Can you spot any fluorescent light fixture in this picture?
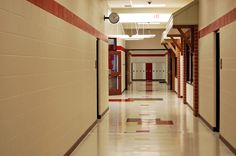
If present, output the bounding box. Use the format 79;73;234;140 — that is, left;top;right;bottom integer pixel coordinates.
108;35;130;39
133;4;166;8
109;34;155;40
132;34;156;38
125;38;144;40
138;22;160;25
119;13;171;23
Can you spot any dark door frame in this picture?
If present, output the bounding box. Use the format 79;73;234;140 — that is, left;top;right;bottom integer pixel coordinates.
96;38;100;119
215;31;220;132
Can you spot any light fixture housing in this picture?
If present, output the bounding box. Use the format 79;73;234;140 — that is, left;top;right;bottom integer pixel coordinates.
118;13;171;23
138;22;160;25
108;34;156;40
133;4;166;8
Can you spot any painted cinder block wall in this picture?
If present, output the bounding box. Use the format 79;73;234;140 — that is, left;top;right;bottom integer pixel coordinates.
199;0;236;148
0;0;110;155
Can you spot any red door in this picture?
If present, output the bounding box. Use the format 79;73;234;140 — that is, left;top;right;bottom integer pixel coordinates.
146;63;152;81
109;51;121;95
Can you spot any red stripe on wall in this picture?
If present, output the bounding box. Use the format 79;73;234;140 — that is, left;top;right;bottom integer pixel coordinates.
199;8;236;38
117;46;126;52
27;0;108;42
130;54;166;57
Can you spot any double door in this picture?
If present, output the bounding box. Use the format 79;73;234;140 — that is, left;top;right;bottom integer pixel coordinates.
109;51;121;95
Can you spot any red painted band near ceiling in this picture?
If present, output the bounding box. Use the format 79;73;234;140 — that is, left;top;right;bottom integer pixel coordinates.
27;0;108;43
130;54;166;57
116;46;126;52
199;8;236;38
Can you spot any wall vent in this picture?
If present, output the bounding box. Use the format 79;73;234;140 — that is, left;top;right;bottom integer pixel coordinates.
124;4;132;7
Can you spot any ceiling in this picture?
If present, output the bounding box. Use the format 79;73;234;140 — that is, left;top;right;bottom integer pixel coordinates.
107;0;193;30
107;0;193;9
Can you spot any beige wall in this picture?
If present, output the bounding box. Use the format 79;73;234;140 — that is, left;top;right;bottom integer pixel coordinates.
199;34;216;126
98;41;109;116
199;0;236;148
199;0;236;29
186;83;194;108
57;0;109;33
175;78;178;93
0;0;109;155
220;22;236;147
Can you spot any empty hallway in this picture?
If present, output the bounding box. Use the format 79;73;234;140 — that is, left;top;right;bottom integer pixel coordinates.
0;0;236;155
71;82;234;156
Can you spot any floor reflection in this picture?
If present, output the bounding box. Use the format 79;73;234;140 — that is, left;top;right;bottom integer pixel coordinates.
71;81;234;156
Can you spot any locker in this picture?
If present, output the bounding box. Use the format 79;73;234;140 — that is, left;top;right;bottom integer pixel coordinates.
132;63;145;80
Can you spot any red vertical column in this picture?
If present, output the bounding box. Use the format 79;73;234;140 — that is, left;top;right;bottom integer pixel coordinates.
182;38;187;104
171;52;175;92
177;47;181;98
193;25;199;117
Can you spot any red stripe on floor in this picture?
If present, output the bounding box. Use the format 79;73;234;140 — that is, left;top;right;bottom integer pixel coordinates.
156;120;174;125
136;130;150;133
109;98;134;102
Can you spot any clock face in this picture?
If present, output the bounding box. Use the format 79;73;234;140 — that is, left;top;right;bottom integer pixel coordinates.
109;12;120;24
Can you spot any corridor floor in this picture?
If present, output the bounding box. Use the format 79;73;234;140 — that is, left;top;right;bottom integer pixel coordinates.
71;81;234;156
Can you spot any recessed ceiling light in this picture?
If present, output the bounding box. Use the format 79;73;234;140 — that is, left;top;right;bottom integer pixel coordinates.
108;34;156;40
133;4;166;8
132;34;156;38
138;22;160;25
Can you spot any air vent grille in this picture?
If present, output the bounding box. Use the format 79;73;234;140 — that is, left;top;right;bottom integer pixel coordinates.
124;4;132;7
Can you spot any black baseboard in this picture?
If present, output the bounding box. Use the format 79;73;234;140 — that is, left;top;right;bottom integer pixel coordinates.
97;107;109;119
199;114;217;132
186;102;194;112
64;120;97;156
219;134;236;155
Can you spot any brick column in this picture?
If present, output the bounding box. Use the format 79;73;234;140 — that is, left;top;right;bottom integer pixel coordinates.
177;46;181;98
171;51;175;92
182;38;187;104
193;25;199;117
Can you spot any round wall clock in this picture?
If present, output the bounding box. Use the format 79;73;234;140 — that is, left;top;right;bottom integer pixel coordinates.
104;12;120;24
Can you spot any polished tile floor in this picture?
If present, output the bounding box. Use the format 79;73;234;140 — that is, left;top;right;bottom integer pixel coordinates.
71;81;234;156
